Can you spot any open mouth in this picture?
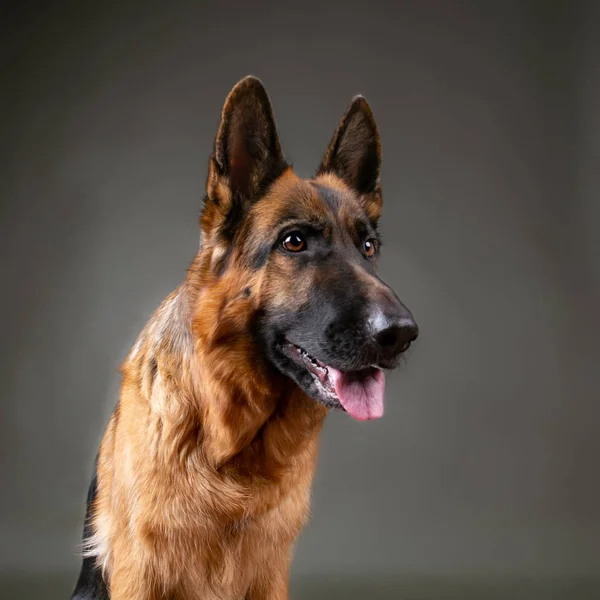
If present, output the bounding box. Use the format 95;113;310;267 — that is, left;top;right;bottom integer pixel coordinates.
278;341;385;421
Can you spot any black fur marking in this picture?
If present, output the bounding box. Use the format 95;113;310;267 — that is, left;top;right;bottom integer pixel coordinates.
220;191;247;242
71;454;109;600
354;219;380;254
249;241;272;270
310;182;341;213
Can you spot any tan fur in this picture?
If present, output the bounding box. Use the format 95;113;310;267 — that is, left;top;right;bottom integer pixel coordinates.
88;174;333;600
84;77;385;600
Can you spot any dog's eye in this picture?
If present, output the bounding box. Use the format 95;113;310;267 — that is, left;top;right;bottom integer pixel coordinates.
282;232;307;253
363;239;377;257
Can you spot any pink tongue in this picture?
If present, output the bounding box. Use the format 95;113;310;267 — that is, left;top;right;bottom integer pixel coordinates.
329;367;385;421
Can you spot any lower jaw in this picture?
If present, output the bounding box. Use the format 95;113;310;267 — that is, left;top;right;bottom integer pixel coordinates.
276;341;381;413
308;377;345;411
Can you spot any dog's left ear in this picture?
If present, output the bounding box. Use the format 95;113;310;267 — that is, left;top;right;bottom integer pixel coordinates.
317;96;382;220
203;76;288;242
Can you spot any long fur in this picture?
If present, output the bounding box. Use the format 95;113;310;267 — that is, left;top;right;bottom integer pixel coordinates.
71;76;393;600
76;266;327;599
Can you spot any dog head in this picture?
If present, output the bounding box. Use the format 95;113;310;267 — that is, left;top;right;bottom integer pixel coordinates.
197;76;418;420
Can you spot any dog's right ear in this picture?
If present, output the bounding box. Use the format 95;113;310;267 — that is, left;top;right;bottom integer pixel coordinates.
202;76;287;246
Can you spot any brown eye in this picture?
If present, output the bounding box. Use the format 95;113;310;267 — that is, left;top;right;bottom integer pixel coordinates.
364;239;377;257
282;232;307;253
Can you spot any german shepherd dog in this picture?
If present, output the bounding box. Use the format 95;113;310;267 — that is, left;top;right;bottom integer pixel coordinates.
72;76;418;600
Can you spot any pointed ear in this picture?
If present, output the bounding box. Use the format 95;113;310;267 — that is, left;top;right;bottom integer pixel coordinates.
203;76;287;244
317;96;382;214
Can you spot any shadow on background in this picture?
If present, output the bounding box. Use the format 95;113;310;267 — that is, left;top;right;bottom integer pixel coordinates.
1;572;600;600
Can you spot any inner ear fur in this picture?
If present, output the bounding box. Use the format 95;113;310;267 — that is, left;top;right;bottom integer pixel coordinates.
202;76;288;242
317;95;383;220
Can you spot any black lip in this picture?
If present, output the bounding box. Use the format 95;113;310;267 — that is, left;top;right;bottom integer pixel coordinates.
276;341;345;410
281;343;332;387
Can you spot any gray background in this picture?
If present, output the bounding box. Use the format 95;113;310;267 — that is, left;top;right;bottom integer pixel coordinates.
2;1;599;598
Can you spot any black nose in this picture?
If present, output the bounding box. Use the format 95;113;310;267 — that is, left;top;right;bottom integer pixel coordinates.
371;314;419;357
